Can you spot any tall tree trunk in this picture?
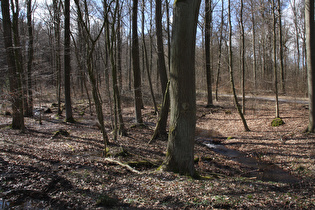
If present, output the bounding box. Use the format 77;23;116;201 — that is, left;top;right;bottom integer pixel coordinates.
251;0;257;89
11;0;27;118
132;0;143;124
205;0;213;107
305;0;315;132
155;0;170;138
215;0;224;102
240;0;246;115
1;0;25;130
64;0;74;122
228;0;250;132
75;0;109;150
273;0;280;118
53;0;62;116
162;0;201;177
105;0;126;139
278;0;285;93
166;0;171;73
26;0;34;117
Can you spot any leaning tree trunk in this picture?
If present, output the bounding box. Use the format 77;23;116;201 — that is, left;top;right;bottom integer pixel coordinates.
154;0;170;138
162;0;201;177
228;0;250;132
1;0;25;131
305;0;315;132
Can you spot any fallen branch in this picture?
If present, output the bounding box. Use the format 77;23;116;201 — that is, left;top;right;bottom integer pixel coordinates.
104;158;142;174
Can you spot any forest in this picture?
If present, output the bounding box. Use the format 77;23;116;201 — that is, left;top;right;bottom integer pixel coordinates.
0;0;314;209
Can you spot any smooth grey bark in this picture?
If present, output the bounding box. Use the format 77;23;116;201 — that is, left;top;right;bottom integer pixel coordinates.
162;0;201;177
305;0;315;132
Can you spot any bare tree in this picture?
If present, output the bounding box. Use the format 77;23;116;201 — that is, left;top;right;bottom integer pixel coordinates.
1;0;25;130
215;0;224;102
240;0;246;114
205;0;213;107
272;0;280;119
228;0;250;132
162;0;201;177
26;0;34;117
75;0;110;149
64;0;74;123
132;0;143;124
305;0;315;132
278;0;285;93
153;0;170;139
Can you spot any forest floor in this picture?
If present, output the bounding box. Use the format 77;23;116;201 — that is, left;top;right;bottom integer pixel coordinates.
0;95;314;209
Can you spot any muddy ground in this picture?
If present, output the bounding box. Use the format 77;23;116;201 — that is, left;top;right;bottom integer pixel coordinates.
0;95;314;209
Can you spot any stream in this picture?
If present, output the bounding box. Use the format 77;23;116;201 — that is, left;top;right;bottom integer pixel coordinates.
198;139;300;184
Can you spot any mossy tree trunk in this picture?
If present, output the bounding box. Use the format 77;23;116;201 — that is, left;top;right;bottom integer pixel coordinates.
162;0;201;177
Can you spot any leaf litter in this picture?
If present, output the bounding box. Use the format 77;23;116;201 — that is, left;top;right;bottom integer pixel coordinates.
0;96;314;209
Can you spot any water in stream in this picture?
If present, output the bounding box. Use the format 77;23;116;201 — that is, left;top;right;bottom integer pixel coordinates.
198;139;300;184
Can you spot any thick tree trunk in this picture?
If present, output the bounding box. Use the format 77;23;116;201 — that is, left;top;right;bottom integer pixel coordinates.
1;0;25;131
162;0;201;177
305;0;315;132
